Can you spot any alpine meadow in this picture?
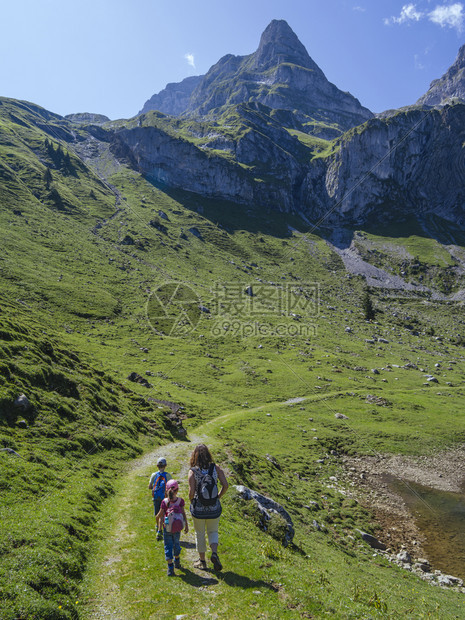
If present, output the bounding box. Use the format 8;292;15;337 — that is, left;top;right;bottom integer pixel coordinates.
3;18;465;620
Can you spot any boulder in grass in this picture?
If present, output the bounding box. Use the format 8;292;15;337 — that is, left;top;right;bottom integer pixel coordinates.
415;559;431;573
235;484;294;546
14;394;32;412
356;529;386;551
127;372;152;388
304;501;320;511
121;235;135;245
437;574;463;587
188;227;203;239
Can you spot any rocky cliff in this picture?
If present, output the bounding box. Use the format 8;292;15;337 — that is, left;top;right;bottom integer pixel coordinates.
106;98;465;228
110;104;305;211
417;45;465;107
322;104;465;226
140;75;203;116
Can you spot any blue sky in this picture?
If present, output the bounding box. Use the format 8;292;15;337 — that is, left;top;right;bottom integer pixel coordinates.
2;1;464;119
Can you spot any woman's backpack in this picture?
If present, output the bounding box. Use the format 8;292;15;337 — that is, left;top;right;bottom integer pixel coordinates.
190;464;222;519
163;498;184;533
196;463;218;506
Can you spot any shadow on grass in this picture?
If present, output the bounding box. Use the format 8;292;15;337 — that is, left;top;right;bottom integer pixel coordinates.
178;568;219;588
145;179;304;238
178;566;275;590
215;570;275;590
180;540;196;550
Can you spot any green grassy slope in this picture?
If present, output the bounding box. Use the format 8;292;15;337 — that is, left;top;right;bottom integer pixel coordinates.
0;299;178;619
1;97;465;617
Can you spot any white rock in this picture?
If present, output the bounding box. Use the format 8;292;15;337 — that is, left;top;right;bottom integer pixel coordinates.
397;550;412;563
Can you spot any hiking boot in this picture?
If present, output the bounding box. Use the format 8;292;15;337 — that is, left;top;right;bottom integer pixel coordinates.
193;558;207;570
174;557;181;569
156;531;163;541
167;563;175;576
210;552;223;571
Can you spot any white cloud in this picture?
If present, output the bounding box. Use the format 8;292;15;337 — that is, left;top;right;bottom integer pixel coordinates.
353;6;366;12
184;53;195;69
414;53;426;69
385;2;464;30
428;3;464;30
386;3;424;25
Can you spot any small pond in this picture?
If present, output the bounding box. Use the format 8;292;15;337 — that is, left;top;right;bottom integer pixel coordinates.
390;477;465;580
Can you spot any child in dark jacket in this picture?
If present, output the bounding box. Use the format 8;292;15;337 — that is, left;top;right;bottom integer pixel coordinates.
149;456;171;540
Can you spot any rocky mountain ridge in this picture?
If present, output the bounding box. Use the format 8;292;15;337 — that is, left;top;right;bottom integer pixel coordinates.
108;100;465;231
140;75;203;117
6;20;465;235
417;44;465;107
141;20;373;137
131;21;465;231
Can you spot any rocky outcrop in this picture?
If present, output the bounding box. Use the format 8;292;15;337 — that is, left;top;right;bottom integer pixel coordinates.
235;484;295;546
14;394;32;412
112;124;254;202
139;75;203;116
111;120;301;211
65;112;111;124
417;45;465;107
127;371;152;388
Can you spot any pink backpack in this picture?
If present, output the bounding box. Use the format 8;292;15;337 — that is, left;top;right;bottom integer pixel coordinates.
163;498;184;533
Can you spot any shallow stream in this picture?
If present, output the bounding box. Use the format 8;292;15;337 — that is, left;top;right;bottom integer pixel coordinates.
390;478;465;580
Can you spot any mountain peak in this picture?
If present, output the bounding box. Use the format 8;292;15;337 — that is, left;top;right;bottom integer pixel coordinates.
260;19;301;44
417;43;465;107
252;20;322;74
140;19;372;134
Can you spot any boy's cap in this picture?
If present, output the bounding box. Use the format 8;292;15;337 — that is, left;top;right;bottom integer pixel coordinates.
166;479;179;491
157;457;167;466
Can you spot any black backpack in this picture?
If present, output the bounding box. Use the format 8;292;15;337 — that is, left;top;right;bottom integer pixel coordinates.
195;463;218;506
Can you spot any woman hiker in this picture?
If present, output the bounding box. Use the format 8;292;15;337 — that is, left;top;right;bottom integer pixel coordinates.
188;444;228;571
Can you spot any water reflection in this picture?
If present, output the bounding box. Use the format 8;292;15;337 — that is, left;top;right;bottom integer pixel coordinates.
390;477;465;580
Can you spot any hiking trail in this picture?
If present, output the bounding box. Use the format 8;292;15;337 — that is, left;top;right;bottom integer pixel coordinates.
84;433;207;618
